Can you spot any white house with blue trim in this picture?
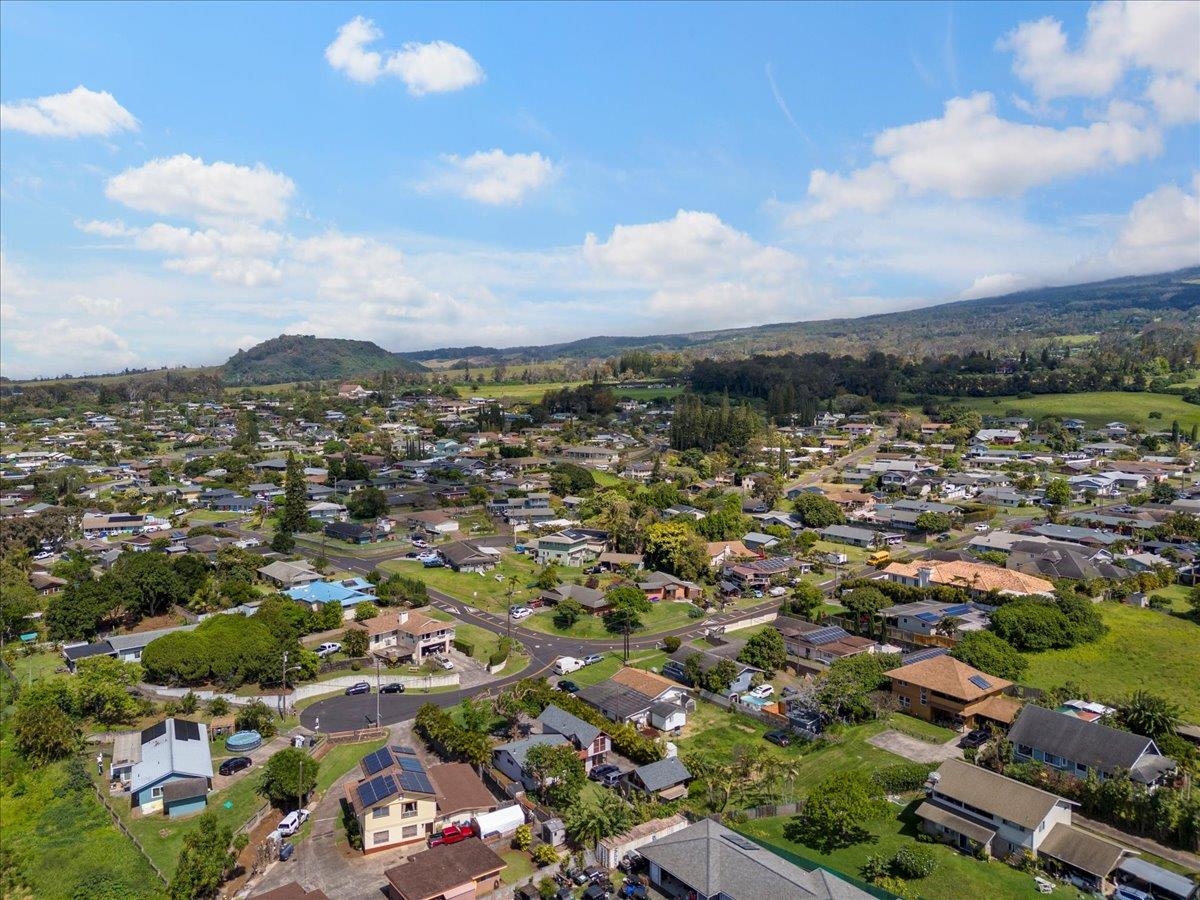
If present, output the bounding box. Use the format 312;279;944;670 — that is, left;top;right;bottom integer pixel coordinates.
129;718;213;817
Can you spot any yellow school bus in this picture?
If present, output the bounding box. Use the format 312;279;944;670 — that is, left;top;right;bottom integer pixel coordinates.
867;550;891;566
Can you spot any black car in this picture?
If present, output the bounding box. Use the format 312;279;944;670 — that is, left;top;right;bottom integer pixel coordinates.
218;756;252;776
557;680;580;694
380;682;406;694
589;764;622;786
763;730;792;747
344;681;371;696
960;727;991;749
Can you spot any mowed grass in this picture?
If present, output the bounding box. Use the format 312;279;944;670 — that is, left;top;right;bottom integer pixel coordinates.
567;649;669;687
522;599;699;639
313;737;387;794
1;756;165;899
1022;603;1200;719
929;390;1200;429
736;803;1079;900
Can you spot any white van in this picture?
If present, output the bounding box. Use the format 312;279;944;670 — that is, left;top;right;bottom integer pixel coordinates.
554;657;584;675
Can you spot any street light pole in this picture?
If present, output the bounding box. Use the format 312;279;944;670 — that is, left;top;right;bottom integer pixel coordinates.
375;655;381;728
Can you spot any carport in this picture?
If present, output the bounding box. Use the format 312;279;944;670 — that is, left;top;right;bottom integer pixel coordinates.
1116;857;1199;900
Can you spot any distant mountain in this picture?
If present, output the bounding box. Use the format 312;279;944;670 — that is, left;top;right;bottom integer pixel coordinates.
397;267;1200;365
222;335;427;385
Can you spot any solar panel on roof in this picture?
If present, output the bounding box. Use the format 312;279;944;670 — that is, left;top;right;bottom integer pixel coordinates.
392;745;417;755
174;720;200;741
141;721;167;744
361;748;393;776
901;647;948;666
968;675;992;690
397;756;425;773
397;770;434;795
723;834;760;850
358;773;398;808
944;604;972;616
915;612;941;623
805;625;849;645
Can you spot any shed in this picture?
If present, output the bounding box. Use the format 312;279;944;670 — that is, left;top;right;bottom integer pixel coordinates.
471;805;525;840
162;776;210;818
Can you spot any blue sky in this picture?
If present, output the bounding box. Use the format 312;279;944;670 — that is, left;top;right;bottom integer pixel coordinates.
2;1;1197;377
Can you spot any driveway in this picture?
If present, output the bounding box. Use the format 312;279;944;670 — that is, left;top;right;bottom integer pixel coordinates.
867;730;964;764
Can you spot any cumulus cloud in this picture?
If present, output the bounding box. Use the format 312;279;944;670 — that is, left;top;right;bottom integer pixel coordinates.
325;16;484;95
0;86;137;138
1145;75;1200;125
422;150;557;205
792;93;1160;220
9;320;136;371
76;219;138;238
1000;2;1199;105
106;154;295;225
70;294;124;316
1083;175;1200;276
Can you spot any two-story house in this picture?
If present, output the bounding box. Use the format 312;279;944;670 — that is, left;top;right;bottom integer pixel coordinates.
534;530;598;567
1007;705;1176;787
347;747;497;855
352;610;455;663
535;705;609;773
884;655;1022;730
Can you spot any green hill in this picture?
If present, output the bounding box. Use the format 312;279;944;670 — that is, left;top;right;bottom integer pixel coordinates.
222;334;426;386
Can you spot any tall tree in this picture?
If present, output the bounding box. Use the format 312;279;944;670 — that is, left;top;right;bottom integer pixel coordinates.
168;812;246;900
281;451;308;534
256;748;320;808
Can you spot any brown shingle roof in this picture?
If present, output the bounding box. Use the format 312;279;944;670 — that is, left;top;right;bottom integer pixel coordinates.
610;666;678;699
428;763;497;819
931;759;1065;830
384;838;506;900
885;656;1013;702
1038;823;1129;878
251;883;330;900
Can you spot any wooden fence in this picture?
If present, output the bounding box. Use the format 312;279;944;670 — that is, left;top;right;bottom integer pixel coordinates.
321;726;387;747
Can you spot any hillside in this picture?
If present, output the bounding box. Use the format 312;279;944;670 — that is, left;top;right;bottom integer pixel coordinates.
222;335;426;386
399;267;1200;365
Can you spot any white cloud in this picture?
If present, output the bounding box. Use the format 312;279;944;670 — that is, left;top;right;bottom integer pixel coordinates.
1081;175;1200;276
1000;2;1200;103
106;154;295;225
793;93;1160;220
959;273;1033;299
76;219;138;238
0;85;137;138
325;16;484;95
70;294;123;316
9;320;136;371
1145;75;1200;125
422;150;557;205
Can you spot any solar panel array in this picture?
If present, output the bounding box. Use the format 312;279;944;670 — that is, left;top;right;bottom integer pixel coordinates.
141;721;167;743
397;755;424;773
397;769;435;795
748;556;795;574
361;748;393;776
944;604;972;616
804;625;850;646
901;647;948;666
968;674;992;690
392;745;417;756
357;773;398;808
174;720;201;742
915;612;941;623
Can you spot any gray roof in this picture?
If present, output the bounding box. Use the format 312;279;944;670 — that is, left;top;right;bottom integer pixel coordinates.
536;705;601;749
577;682;655;720
1117;857;1199;899
1009;705;1161;776
106;623;198;653
930;759;1064;831
637;818;874;899
493;733;566;769
542;583;607;609
632;756;692;792
1037;823;1129;879
129;718;213;793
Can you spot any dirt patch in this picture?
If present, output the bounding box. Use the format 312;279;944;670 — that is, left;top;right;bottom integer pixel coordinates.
867;730;963;764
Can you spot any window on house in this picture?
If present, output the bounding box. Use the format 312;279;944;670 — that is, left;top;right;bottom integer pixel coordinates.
150;786;164;799
402;825;418;838
373;806;389;819
372;831;389;845
1017;744;1033;756
899;695;910;709
919;688;928;706
401;802;417;818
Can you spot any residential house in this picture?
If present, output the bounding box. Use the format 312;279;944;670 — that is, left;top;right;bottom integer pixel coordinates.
741;532;780;553
306;501;347;521
257;559;322;589
128;719;213;816
491;734;568;791
351;610;455;662
405;510;462;537
534;530;598;567
251;882;330;900
63;623;200;670
638;818;876;900
773;615;876;667
438;541;499;573
706;540;754;569
384;839;506;900
884;655;1021;729
324;521;372;544
625;757;692;800
560;446;620;469
1008;705;1176;787
881;559;1055;598
535;705;610;773
539;583;610;615
663;642;761;697
819;524;886;548
578;666;693;731
878;601;991;640
721;556;804;595
81;513;146;538
286;580;376;617
637;570;703;602
918;759;1132;893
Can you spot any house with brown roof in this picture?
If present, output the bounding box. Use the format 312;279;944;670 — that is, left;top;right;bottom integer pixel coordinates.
384;838;506;900
773;615;876;667
705;540;755;568
884;655;1021;729
351;610;455;662
881;559;1055;598
251;883;330;900
918;759;1134;893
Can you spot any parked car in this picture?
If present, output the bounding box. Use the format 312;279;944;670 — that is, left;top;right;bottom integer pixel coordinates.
218;756;253;776
510;606;533;620
749;684;774;699
974;523;990;532
763;730;792;747
554;656;584;675
344;681;371;696
380;682;406;694
589;764;622;786
436;656;455;670
277;809;310;837
429;824;471;847
277;841;295;861
1113;887;1152;900
557;680;580;694
582;653;604;666
960;728;991;749
316;642;342;658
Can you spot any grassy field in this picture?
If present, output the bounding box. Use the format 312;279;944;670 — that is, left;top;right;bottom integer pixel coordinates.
926;391;1200;429
499;849;536;885
313;737;387;794
381;552;546;613
1148;583;1196;614
1022;603;1200;719
521;600;700;639
567;649;669;687
1;756;166;899
736;802;1079;900
448;380;586;403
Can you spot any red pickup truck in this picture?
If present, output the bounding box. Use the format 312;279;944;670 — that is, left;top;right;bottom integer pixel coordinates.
429;824;471;847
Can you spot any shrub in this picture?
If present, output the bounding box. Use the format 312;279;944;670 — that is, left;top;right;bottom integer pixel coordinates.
178;691;199;714
891;844;938;879
686;605;705;619
513;824;532;851
871;763;936;794
207;696;230;717
234;699;277;740
452;639;474;657
531;844;559;866
662;636;681;653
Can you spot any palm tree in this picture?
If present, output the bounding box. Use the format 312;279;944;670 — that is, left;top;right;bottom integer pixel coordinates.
935;615;963;637
1119;690;1180;739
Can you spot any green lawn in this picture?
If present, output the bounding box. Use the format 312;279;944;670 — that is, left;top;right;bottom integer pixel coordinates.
568;649;669;687
2;757;165;899
313;737;387;794
522;600;699;639
381;552;546;613
1147;583;1196;614
736;802;1080;900
450;380;587;403
1022;603;1200;719
927;390;1200;429
3;649;67;690
499;849;537;885
454;621;508;661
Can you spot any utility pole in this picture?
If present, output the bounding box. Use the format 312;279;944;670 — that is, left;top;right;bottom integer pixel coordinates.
375;655;381;728
298;756;304;811
280;651;288;720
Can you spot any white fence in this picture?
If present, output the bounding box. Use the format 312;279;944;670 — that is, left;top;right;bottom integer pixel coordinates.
142;672;459;706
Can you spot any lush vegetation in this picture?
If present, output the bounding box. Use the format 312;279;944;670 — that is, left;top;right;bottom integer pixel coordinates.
222;334;426;386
